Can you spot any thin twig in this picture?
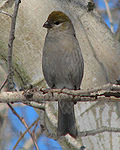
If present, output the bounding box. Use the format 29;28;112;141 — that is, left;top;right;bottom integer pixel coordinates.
104;0;114;32
78;126;120;137
7;0;21;91
33;119;39;136
23;129;44;149
0;78;8;91
0;10;12;18
8;103;40;150
23;101;45;110
13;118;40;150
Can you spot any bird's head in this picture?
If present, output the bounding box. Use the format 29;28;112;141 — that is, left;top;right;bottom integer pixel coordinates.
43;11;72;31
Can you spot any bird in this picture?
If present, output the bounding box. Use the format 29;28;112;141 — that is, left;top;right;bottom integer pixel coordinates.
42;11;84;138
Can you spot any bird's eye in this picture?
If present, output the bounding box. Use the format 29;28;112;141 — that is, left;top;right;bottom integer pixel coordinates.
54;21;60;25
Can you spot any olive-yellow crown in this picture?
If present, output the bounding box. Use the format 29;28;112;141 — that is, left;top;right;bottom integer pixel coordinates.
43;11;71;28
48;11;71;23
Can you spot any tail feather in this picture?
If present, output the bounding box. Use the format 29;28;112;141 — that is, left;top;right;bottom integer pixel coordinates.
57;100;77;138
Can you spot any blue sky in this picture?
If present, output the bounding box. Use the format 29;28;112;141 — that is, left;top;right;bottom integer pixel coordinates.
95;0;119;32
8;106;62;150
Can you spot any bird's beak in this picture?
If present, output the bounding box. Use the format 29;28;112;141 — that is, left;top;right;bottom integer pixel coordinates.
43;21;52;28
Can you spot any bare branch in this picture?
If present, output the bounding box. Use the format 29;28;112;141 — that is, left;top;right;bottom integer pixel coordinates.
8;103;40;150
42;125;120;139
0;83;120;104
7;0;21;91
78;126;120;137
104;0;114;32
23;101;45;110
23;129;42;149
1;83;120;137
0;78;8;91
13;118;40;150
0;10;12;18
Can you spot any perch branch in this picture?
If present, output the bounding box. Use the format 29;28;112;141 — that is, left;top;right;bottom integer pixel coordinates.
0;83;120;104
1;83;120;137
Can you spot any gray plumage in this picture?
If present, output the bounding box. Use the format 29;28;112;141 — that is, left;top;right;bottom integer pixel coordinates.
42;11;84;138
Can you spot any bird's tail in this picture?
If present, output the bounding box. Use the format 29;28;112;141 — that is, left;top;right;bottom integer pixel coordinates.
57;100;77;138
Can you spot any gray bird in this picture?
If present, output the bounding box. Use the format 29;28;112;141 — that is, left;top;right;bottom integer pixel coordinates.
42;11;84;138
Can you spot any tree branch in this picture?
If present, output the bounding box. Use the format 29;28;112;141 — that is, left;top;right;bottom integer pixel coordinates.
104;0;114;32
0;10;12;18
7;0;21;90
0;78;8;91
23;101;45;110
0;83;120;104
78;126;120;137
8;103;40;150
1;83;120;137
13;118;40;150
